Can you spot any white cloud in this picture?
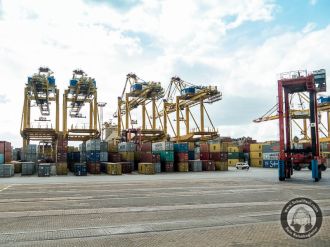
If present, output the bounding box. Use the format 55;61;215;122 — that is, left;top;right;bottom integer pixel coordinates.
0;0;329;147
302;22;317;33
309;0;317;5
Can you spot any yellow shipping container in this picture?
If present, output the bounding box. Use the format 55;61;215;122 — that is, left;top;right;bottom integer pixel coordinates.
250;151;262;159
250;143;263;152
215;161;228;171
121;151;134;161
56;162;68;175
228;146;239;152
228;159;239;166
250;158;263;167
138;163;155;174
177;162;189;172
108;144;118;152
209;143;220;152
106;163;122;175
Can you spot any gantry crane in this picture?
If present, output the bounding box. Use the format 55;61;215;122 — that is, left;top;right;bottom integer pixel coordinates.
114;73;165;142
157;76;222;142
63;69;99;141
276;69;326;182
20;67;59;158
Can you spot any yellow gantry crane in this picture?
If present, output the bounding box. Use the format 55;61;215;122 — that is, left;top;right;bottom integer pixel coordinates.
63;69;99;141
157;76;222;142
20;67;59;157
253;92;330;142
114;73;165;141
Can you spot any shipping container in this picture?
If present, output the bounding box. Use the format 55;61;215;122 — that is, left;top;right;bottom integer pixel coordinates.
120;151;134;162
21;162;36;175
153;151;174;162
215;161;228;171
194;152;200;160
104;162;122;175
120;162;134;173
38;164;50;177
188;142;195;151
209;152;221;161
162;162;174;172
250;158;263;167
86;151;100;162
177;162;189;172
100;152;108;162
56;162;68;175
175;152;188;162
200;152;210;160
86;139;101;151
228;152;239;159
250;152;262;159
228;146;239;153
263;160;279;168
262;143;280;153
174;143;189;152
140;153;160;163
141;142;152;152
152;141;174;151
209;143;221;152
202;160;215;171
0;164;14;177
220;152;228;161
188;160;202;172
228;159;239;166
87;163;101;174
262;152;279;160
108;152;121;162
100;141;108;152
74;163;87;176
118;142;136;152
154;163;161;173
200;143;209;153
250;143;263;152
50;163;57;176
138;163;155;174
188;151;195;160
0;154;4;164
108;143;118;152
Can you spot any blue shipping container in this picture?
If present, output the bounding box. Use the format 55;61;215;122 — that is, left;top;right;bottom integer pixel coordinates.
174;143;189;152
263;160;279;168
130;83;143;92
48;77;56;86
86;151;100;161
70;79;78;87
74;163;87;176
188;151;195;160
181;87;196;95
0;154;4;164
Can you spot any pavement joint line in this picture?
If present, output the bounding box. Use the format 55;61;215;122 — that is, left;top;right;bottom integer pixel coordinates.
0;186;11;192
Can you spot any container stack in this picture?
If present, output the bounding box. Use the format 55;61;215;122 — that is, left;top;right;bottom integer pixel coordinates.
12;148;22;161
11;161;22;173
0;164;14;177
174;143;189;172
118;142;135;172
57;133;68;174
67;151;80;171
152;141;174;172
38;163;50;177
262;143;280;168
199;143;210;161
0;141;12;164
79;142;87;163
86;139;101;174
102;162;122;175
140;142;161;173
138;163;156;175
21;162;36;175
227;146;239;166
100;141;108;162
25;144;38;162
188;142;195;160
188;160;202;172
194;147;200;160
209;143;228;171
250;143;263;167
73;163;87;176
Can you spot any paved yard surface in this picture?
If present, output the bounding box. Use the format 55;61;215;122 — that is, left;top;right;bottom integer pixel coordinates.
1;168;330;246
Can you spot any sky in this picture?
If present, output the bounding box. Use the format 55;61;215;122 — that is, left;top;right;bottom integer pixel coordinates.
0;0;330;147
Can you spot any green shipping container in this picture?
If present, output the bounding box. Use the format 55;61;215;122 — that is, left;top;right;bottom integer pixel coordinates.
153;151;174;162
228;152;239;159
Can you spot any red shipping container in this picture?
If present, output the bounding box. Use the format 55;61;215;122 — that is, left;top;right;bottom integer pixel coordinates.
220;152;228;161
0;141;11;153
109;152;121;162
202;160;215;171
200;152;210;160
209;152;221;161
175;152;188;162
140;153;160;163
87;163;101;174
141;142;152;152
120;162;134;173
200;143;209;153
163;162;174;172
5;151;12;163
242;144;250;153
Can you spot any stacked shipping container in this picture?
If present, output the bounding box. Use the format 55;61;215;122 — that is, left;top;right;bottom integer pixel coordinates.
249;143;263;167
262;143;280;168
152;141;174;172
86;139;101;174
0;141;12;164
174;143;189;172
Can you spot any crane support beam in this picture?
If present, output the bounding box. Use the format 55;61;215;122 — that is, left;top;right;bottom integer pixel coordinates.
185;106;189;134
176;96;180;142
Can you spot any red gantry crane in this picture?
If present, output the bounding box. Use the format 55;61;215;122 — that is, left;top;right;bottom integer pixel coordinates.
277;69;326;182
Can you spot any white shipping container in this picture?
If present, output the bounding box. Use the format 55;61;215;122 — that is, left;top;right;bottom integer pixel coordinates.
262;152;279;160
152;141;174;151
